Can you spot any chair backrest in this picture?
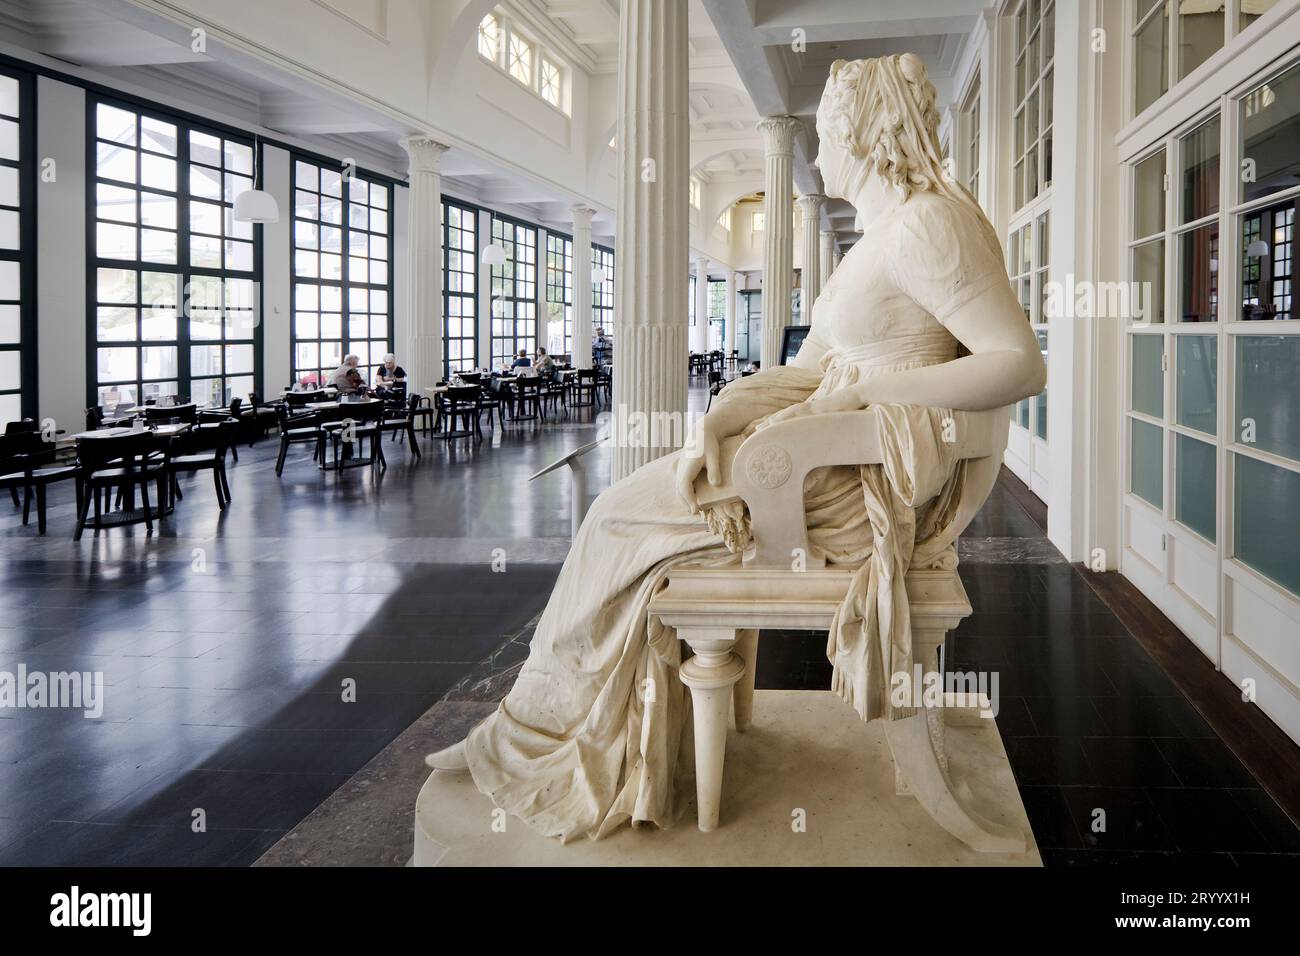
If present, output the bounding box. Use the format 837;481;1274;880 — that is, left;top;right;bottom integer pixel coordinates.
228;396;243;419
85;407;104;430
338;400;384;425
76;432;164;475
4;418;36;437
577;369;598;384
707;370;723;387
286;390;326;408
459;372;484;385
145;403;197;424
445;385;481;408
207;418;239;457
516;377;542;396
278;405;321;432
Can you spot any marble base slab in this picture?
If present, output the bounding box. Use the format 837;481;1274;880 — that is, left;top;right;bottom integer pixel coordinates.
414;690;1041;866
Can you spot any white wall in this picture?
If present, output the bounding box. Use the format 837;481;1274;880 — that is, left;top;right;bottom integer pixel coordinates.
261;145;292;396
35;77;86;435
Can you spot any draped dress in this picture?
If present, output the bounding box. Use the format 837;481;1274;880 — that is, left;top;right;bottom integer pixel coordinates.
461;192;1011;842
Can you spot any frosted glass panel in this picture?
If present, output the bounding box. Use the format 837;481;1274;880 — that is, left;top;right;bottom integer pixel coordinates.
1236;335;1300;462
1175;335;1216;434
1234;454;1300;595
0;391;19;427
1175;434;1216;542
1131;418;1164;507
1131;334;1164;416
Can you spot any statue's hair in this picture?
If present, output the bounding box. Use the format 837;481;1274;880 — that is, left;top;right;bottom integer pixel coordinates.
817;54;943;201
817;53;1002;260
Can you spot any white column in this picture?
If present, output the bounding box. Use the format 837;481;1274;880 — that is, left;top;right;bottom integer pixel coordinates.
400;135;450;390
724;270;737;359
797;193;826;320
571;204;595;368
820;230;836;285
757;116;800;368
612;0;690;480
692;256;710;354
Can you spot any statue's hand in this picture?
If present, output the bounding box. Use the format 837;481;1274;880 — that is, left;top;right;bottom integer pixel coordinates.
676;417;721;514
759;389;864;429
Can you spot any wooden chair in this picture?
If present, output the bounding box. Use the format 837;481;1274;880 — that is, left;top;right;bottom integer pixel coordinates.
511;377;544;423
379;394;423;459
326;401;386;471
169;418;238;509
274;406;325;476
646;405;1024;853
199;397;241;461
73;432;172;540
570;368;598;408
0;426;78;534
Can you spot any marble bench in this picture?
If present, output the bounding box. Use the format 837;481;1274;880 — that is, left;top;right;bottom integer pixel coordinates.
648;407;1025;853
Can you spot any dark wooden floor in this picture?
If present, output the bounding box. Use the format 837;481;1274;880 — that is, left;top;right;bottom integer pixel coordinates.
0;394;1296;866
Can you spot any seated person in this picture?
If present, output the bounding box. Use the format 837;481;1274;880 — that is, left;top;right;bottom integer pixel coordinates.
341;367;368;395
534;348;555;376
374;353;407;393
327;354;361;391
511;349;532;370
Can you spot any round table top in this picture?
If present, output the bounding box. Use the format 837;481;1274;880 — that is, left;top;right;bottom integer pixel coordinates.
73;423;191;440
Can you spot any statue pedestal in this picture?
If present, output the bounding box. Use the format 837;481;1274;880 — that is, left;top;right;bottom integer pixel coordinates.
412;689;1040;867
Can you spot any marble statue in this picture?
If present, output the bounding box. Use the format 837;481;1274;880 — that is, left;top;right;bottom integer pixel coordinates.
426;54;1046;843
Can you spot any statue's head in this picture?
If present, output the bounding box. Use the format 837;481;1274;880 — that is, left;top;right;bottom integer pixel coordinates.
815;54;944;204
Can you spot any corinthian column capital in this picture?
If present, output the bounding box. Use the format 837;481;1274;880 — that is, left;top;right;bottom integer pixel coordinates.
756;116;802;156
400;135;451;175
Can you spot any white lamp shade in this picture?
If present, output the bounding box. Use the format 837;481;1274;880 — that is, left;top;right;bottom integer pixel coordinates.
482;244;507;266
591;266;607;286
232;189;280;224
1246;239;1270;259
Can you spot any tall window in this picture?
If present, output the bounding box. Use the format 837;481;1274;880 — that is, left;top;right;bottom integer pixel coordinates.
91;99;259;409
1011;0;1054;211
592;245;615;336
291;157;392;386
1008;215;1048;441
488;215;537;369
687;273;696;329
444;198;477;376
708;278;727;351
0;66;31;428
545;232;572;358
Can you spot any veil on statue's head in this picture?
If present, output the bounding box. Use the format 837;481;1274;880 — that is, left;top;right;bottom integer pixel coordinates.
816;53;1003;264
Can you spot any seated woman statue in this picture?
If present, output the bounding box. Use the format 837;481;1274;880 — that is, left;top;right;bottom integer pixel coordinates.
426;53;1046;842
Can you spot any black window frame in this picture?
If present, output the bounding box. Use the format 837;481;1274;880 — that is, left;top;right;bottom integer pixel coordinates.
488;212;538;369
443;196;478;377
0;63;35;426
290;154;394;387
592;243;614;337
86;94;264;409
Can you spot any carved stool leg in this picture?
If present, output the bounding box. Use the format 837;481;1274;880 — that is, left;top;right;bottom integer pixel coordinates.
732;629;759;732
678;627;747;832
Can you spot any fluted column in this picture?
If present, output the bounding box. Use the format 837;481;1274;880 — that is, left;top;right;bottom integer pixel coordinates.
401;135;450;389
692;256;710;354
724;270;737;358
571;204;595;368
797;193;826;321
757;116;800;368
612;0;689;480
820;229;836;284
